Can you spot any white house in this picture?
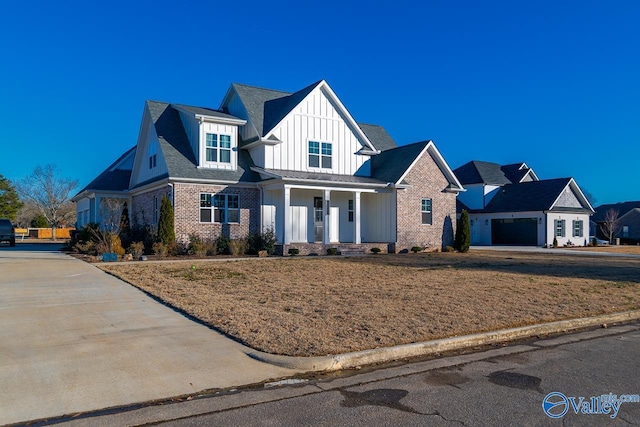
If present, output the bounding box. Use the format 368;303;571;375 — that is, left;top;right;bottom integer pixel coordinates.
74;80;465;254
454;161;594;247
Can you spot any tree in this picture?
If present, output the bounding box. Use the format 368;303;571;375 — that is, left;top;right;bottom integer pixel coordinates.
157;195;175;245
15;165;77;241
0;174;23;221
600;208;622;244
455;210;471;253
119;202;132;247
30;214;49;228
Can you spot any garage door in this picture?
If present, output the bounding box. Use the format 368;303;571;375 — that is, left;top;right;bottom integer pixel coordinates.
491;218;537;245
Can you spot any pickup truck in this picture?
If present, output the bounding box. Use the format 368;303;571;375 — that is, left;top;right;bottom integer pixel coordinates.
0;218;16;247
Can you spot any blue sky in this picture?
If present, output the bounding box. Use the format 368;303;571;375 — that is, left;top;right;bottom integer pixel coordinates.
1;0;638;205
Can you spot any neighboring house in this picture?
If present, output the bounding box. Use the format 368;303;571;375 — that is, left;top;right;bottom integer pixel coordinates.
592;201;640;243
454;161;594;247
74;80;464;254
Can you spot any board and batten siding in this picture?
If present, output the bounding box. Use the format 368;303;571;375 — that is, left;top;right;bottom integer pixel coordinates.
199;122;239;171
260;87;370;176
130;110;169;188
361;192;395;243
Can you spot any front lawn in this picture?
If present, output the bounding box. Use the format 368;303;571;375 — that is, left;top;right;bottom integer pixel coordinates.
100;251;640;357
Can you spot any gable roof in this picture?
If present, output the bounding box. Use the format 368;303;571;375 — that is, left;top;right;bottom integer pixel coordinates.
454;161;512;186
592;201;640;222
262;80;322;135
358;123;397;152
481;178;592;213
73;146;136;199
172;103;244;122
229;83;292;137
142;101;260;186
500;163;537;183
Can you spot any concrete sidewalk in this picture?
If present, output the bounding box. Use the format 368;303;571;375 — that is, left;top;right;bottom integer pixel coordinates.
0;246;298;426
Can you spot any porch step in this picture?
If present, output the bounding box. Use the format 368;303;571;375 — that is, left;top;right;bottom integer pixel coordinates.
339;247;366;256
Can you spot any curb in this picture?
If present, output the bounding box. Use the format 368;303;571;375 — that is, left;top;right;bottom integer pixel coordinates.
244;310;640;372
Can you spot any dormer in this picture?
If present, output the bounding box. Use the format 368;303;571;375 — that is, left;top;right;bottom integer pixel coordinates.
172;104;246;171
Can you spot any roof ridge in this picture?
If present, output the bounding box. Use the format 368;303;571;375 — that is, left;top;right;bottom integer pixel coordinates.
232;82;292;95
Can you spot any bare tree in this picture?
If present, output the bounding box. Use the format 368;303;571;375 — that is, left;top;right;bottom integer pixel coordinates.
600;208;622;244
15;165;78;241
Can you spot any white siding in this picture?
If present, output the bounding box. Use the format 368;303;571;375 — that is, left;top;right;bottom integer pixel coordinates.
263;86;370;175
262;189;280;238
130;109;168;188
290;206;308;243
546;213;591;247
178;110;200;162
199;122;239;171
361;192;395;242
226;93;257;142
76;198;90;227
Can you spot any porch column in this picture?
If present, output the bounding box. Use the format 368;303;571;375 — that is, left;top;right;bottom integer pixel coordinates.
353;191;361;244
323;189;331;244
283;186;291;245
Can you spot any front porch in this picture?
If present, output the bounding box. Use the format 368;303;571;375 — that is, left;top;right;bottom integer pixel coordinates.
261;184;396;247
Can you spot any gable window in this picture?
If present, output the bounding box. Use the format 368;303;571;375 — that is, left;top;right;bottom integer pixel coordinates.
206;133;232;163
623;226;629;238
149;141;157;169
309;141;332;169
348;200;354;222
572;220;583;237
200;193;239;223
555;219;565;237
421;198;432;225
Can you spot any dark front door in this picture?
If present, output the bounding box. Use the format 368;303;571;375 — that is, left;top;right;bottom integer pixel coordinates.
314;197;323;243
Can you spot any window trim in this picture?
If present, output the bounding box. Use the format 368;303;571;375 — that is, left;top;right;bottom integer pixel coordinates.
205;133;232;164
348;199;354;222
200;193;240;224
421;198;433;225
308;140;333;170
555;219;566;237
572;220;583;238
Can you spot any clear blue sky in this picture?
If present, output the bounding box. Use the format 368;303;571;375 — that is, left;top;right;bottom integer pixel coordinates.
1;0;638;205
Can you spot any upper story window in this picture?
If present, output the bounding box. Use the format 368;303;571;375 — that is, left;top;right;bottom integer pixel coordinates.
149;141;157;169
206;133;231;163
309;141;332;169
200;193;239;223
421;198;432;225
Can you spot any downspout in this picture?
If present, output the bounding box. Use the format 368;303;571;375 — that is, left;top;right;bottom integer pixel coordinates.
258;184;263;234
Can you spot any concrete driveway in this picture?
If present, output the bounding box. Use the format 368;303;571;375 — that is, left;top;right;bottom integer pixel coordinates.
0;244;297;425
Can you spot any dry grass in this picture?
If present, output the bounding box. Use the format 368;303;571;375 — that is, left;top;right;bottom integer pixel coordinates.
100;251;640;357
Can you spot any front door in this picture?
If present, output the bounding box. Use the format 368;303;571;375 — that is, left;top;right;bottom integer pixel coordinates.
314;197;323;242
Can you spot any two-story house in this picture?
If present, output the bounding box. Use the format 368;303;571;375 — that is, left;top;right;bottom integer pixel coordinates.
73;80;464;254
454;161;594;247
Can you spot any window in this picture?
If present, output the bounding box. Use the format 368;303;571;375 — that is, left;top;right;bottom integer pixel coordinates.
309;141;332;169
623;226;629;238
555;219;565;237
421;198;432;225
348;200;354;222
149;141;157;169
572;220;583;237
200;193;239;223
206;133;232;163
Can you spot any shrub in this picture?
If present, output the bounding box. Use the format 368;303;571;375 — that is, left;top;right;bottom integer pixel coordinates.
128;241;144;259
229;239;247;256
215;235;231;255
455;210;471;253
153;242;169;258
188;234;208;257
288;248;300;256
553;237;558;248
411;246;423;253
592;237;598;247
370;247;381;254
157;195;175;245
246;227;277;255
327;247;338;256
444;245;455;252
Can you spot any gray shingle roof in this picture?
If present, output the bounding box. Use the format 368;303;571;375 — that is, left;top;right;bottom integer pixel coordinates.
358;123;397;152
231;83;292;136
75;146;136;196
370;140;430;184
262;80;322;135
146;101;261;184
173;104;243;121
500;163;530;183
454;161;511;185
482;178;578;213
258;168;387;185
592;201;640;222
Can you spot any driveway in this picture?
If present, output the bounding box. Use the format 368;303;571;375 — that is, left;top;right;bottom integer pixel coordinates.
471;245;640;258
0;244;297;425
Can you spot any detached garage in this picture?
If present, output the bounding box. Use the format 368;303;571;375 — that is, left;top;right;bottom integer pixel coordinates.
491;218;537;245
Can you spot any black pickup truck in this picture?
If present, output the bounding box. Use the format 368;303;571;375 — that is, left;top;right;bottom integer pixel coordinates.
0;218;16;247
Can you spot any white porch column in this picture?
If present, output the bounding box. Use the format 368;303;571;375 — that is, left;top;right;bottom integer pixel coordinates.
323;189;331;244
353;191;361;244
283;185;291;245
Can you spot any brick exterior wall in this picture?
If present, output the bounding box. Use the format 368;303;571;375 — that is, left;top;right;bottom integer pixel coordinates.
173;183;260;243
131;187;171;229
396;150;457;251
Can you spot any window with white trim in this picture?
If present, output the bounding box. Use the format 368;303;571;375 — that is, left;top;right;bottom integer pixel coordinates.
555;219;565;237
572;220;583;237
200;193;239;223
421;198;432;225
309;141;332;169
205;133;231;164
149;141;157;169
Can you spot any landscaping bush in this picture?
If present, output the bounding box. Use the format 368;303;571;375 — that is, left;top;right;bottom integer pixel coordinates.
592;237;598;247
215;235;231;255
553;237;558;248
157;195;175;245
128;241;144;259
288;248;300;256
370;247;381;254
229;239;247;256
246;227;277;255
327;247;338;256
411;246;423;253
444;245;455;252
188;234;208;257
455;210;470;253
152;242;169;258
